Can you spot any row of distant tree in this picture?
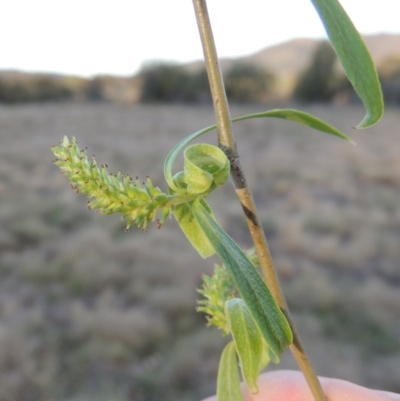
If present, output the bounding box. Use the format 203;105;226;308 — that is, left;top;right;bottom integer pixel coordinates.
1;41;400;104
0;76;76;103
139;62;274;104
0;75;139;104
294;41;400;104
0;63;273;105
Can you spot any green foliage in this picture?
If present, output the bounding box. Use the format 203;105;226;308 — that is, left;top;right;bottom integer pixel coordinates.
50;1;387;400
191;198;293;357
224;63;274;103
164;109;351;195
0;73;139;104
380;56;400;81
139;62;211;103
197;264;236;335
85;76;106;101
217;342;243;401
138;61;274;104
310;0;383;127
225;298;264;393
173;200;217;258
0;75;74;103
294;41;338;103
379;56;400;104
196;249;260;336
182;144;230;194
4;99;400;401
232;108;353;142
52;102;359;398
140;63;188;103
169;142;231;258
52;137;231;256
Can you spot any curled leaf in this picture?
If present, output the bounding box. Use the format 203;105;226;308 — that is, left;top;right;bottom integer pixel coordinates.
163;108;352;189
164;125;218;194
165;143;230;258
184;144;230;194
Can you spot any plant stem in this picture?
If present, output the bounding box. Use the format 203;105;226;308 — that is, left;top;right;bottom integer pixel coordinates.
191;1;327;401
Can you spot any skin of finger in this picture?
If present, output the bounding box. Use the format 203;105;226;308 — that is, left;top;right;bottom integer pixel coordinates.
201;370;400;401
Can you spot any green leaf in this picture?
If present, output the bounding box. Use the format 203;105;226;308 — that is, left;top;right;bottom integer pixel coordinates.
217;342;243;401
184;144;230;194
259;338;272;369
163;111;351;189
225;298;263;394
191;198;293;357
164;125;217;194
232;109;353;142
310;0;383;128
173;199;215;259
166;109;350;257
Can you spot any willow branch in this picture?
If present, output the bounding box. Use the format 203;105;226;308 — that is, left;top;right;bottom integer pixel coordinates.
191;1;327;401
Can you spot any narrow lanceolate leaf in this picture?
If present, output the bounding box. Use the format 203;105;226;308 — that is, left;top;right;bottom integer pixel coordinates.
217;342;243;401
225;299;263;394
310;0;384;128
232;109;353;142
191;198;293;357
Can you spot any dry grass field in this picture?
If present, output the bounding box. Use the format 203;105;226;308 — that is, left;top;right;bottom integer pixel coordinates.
0;103;400;401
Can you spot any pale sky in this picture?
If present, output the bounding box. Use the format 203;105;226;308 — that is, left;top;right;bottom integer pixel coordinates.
2;0;399;77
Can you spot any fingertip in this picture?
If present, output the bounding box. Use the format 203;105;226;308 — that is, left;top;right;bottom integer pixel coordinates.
244;370;313;401
251;370;398;401
322;377;400;401
201;370;399;401
374;391;400;400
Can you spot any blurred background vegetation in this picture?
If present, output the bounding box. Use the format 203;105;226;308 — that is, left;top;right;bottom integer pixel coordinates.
1;34;400;401
1;34;400;106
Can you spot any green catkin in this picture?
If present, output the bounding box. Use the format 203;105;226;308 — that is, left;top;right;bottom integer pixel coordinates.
52;136;172;230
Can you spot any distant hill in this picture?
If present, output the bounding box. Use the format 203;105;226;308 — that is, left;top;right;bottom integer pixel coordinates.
240;34;400;74
185;34;400;98
1;34;399;103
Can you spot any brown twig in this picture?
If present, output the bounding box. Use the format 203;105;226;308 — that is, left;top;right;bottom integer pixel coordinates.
191;1;327;400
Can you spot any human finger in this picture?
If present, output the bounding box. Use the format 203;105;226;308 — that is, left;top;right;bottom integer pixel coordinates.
201;370;400;401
